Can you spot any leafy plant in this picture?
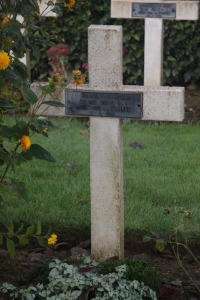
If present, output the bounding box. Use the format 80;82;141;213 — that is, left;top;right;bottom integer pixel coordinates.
0;256;158;299
0;0;82;256
0;217;51;258
99;257;161;291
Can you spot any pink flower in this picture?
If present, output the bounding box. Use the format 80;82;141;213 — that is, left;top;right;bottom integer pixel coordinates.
82;63;88;70
47;44;71;58
47;47;58;57
57;44;71;56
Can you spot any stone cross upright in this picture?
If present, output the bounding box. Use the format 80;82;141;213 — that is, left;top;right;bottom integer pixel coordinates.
65;25;184;261
111;0;199;86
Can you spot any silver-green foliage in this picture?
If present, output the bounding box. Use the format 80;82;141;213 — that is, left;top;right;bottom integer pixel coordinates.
0;256;157;300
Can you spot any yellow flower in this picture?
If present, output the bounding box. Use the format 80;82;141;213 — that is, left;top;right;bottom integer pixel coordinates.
20;135;31;151
0;50;10;70
72;69;81;76
64;0;75;8
72;69;85;86
48;233;58;245
2;16;10;26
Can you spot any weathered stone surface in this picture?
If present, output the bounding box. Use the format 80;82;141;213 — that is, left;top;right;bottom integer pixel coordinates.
111;0;199;20
144;19;163;86
88;25;124;261
123;85;184;121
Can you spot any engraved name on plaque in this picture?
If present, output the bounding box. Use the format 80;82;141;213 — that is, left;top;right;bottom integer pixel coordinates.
132;3;176;18
65;89;143;118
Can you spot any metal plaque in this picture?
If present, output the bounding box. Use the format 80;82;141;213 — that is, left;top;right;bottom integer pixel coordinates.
65;89;143;119
132;3;176;18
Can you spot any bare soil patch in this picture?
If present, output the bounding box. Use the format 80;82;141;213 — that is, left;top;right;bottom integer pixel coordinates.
0;230;200;299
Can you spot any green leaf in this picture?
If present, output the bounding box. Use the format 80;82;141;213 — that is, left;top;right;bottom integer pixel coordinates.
51;3;63;15
0;183;8;195
155;239;166;252
13;59;28;79
42;101;65;107
17;223;24;234
36;236;48;248
143;236;151;243
4;69;22;88
20;85;38;104
0;211;14;232
39;84;55;95
3;178;28;200
36;221;42;235
6;238;15;258
0;98;14;109
46;226;52;237
26;224;35;236
29;118;53;133
18;235;29;245
0;233;3;245
0;120;29;141
22;144;55;162
7;230;14;239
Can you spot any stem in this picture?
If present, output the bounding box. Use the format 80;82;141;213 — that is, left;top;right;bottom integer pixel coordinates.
184;243;200;266
169;232;200;292
0;143;20;183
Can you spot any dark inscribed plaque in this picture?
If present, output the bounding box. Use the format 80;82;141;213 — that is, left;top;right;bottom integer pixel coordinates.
65;89;143;118
132;3;176;18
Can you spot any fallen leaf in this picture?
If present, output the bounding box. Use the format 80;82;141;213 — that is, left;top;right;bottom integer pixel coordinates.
66;161;78;169
170;279;182;286
129;141;144;149
79;198;85;203
80;130;89;136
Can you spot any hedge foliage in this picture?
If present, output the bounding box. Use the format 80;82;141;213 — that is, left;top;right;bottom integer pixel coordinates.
31;0;200;86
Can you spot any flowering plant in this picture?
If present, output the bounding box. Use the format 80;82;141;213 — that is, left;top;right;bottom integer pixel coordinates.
0;0;82;257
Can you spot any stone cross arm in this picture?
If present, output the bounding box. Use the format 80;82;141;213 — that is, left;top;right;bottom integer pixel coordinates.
111;0;199;20
66;84;184;122
122;85;184;121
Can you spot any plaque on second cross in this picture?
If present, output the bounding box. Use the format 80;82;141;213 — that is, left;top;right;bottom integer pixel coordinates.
132;3;176;18
65;89;143;119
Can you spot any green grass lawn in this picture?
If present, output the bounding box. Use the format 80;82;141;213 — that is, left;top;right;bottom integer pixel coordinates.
2;117;200;236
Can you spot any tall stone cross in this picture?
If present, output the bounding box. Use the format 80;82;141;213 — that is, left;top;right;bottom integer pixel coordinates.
111;0;199;86
65;25;184;261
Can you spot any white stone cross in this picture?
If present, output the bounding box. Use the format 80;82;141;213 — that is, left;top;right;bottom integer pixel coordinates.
66;25;184;261
111;0;199;86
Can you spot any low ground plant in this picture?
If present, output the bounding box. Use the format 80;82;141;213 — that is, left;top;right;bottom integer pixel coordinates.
0;255;158;299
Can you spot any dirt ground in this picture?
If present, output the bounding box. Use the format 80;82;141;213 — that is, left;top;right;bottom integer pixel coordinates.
0;230;200;299
185;85;200;123
1;87;200;300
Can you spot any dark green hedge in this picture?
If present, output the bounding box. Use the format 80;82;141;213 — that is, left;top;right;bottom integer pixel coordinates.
31;0;200;86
